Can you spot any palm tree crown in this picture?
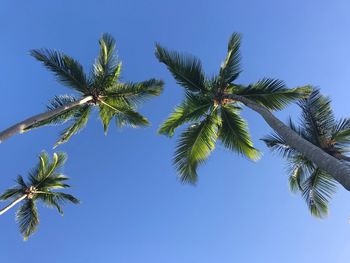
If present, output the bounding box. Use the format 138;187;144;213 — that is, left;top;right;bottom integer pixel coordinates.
25;33;163;147
0;152;79;240
155;33;311;183
263;89;350;217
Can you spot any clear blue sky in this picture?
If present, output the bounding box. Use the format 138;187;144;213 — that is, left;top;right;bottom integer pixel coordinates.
1;0;350;262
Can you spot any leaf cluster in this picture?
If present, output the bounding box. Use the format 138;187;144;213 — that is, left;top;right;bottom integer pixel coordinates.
30;33;163;146
0;152;79;240
156;33;311;183
263;89;350;217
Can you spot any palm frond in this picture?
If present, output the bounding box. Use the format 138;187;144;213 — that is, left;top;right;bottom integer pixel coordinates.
38;192;79;215
0;187;23;200
93;33;121;90
114;107;149;128
299;89;335;145
16;199;39;240
16;175;28;189
99;97;149;133
54;105;91;147
155;44;206;93
159;92;212;137
174;111;219;183
288;165;304;193
30;49;89;94
233;79;312;110
39;179;70;190
301;169;337;218
99;101;115;134
219;33;242;85
29;152;67;188
219;105;260;160
44;152;67;179
332;118;350;145
106;79;164;105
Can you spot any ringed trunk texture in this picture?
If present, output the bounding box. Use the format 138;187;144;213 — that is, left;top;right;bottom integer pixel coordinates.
229;94;350;191
0;194;27;215
0;96;93;143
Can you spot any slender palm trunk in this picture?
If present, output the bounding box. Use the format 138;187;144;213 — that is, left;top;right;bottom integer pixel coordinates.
0;96;93;143
228;94;350;191
0;194;27;215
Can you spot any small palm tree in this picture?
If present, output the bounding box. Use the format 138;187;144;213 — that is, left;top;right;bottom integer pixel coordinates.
0;33;163;147
155;33;310;183
263;90;350;217
0;151;79;240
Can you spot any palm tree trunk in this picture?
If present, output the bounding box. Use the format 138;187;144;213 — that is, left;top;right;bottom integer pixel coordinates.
0;194;27;215
0;96;93;143
335;153;350;162
228;94;350;191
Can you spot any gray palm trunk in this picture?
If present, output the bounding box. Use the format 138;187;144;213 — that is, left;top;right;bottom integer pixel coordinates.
0;96;93;143
228;94;350;191
0;194;27;215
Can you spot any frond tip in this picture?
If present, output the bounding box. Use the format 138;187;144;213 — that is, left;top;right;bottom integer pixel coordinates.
155;43;206;92
174;112;218;183
30;49;89;94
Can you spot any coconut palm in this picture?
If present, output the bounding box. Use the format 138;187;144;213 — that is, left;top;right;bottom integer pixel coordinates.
0;151;79;240
155;32;350;188
262;89;350;217
0;33;163;147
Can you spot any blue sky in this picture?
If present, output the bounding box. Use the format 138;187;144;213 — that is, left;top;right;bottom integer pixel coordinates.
1;0;350;262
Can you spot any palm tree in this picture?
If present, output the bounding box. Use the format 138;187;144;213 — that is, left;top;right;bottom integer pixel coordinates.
0;151;79;240
0;33;163;147
155;33;350;189
262;89;350;217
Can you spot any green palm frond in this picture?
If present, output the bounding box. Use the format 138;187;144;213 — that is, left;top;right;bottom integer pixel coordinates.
114;106;149;128
288;165;304;193
233;79;312;110
27;151;50;184
219;33;241;85
0;187;23;200
159;93;212;137
93;33;121;90
99;97;149;133
174;111;219;183
44;152;67;179
301;169;337;218
38;178;70;190
332;118;350;145
28;152;67;186
31;49;89;94
99;100;115;133
219;105;260;160
54;106;91;147
16;175;28;189
298;89;335;144
16;199;39;240
155;44;206;93
39;192;79;215
106;79;164;105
